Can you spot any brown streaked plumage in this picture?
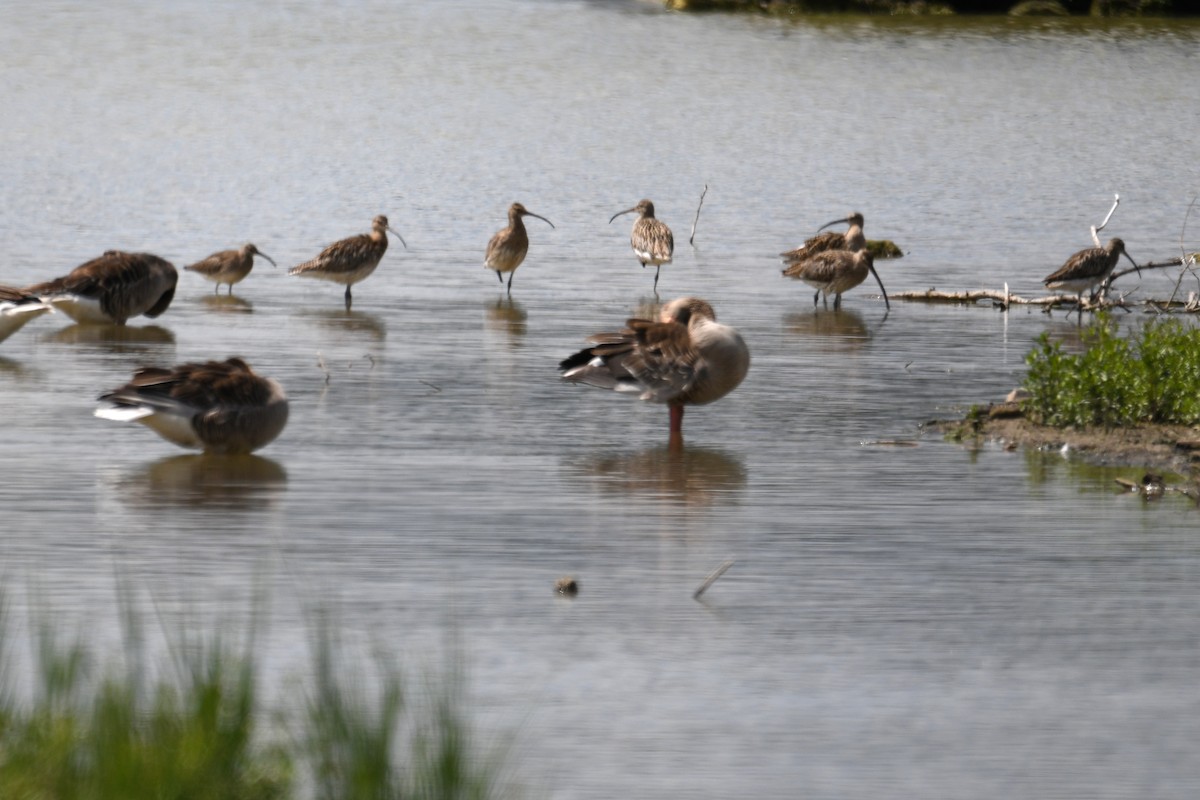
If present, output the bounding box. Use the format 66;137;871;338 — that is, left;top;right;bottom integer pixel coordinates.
95;357;288;454
610;199;674;293
783;249;889;310
288;215;406;309
0;285;53;344
26;251;178;325
485;202;554;294
186;243;276;295
560;297;750;438
1043;237;1139;307
780;212;866;264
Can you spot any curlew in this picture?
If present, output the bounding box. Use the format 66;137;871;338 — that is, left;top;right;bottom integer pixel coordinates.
610;199;674;293
0;285;53;344
780;212;866;264
186;243;276;295
485;202;554;294
26;251;178;325
560;296;749;439
783;249;889;310
95;357;288;454
1043;237;1139;308
288;215;405;310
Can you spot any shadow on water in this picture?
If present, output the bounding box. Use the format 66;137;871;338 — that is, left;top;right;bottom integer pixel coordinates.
566;443;746;507
115;453;288;510
782;307;874;351
296;308;387;341
43;323;176;353
0;356;32;377
484;296;527;339
200;294;254;314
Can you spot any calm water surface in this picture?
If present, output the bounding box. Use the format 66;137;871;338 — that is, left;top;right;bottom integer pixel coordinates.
3;2;1200;797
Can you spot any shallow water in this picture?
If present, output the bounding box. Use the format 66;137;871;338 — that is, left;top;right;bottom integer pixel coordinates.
3;2;1200;797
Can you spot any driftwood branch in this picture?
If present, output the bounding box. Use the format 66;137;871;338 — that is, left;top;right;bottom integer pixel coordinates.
689;183;708;246
693;558;734;600
1091;193;1120;248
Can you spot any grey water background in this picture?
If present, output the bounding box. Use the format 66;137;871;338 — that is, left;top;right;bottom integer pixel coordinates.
2;1;1200;797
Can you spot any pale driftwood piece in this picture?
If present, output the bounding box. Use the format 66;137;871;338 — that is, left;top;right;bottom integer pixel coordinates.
894;288;1059;306
1091;193;1120;248
693;558;735;600
689;184;708;246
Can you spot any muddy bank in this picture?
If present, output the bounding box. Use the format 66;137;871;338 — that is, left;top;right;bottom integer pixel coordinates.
664;1;1191;16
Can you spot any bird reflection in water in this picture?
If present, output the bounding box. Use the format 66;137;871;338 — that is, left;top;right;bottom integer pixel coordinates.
783;307;872;351
485;296;527;339
117;454;287;511
297;308;387;341
44;323;176;355
570;445;746;507
200;294;254;314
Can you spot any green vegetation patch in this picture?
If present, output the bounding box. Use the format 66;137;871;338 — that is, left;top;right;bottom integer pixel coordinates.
1024;314;1200;428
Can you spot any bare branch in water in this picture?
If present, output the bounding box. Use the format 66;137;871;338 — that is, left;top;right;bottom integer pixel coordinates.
693;558;735;600
1168;195;1199;306
689;184;708;246
317;352;331;385
1091;193;1120;247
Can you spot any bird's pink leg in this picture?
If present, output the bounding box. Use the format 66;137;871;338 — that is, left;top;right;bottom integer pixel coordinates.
669;404;684;435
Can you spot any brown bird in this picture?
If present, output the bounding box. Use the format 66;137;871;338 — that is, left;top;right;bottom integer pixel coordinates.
288;215;405;310
560;297;750;438
186;243;276;295
783;249;889;310
26;251;178;325
484;202;554;294
0;285;53;344
610;199;674;293
95;357;288;454
1043;237;1140;307
780;212;866;264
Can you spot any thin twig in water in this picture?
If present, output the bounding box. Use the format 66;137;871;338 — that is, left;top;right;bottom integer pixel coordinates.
1168;195;1199;306
317;352;331;385
364;354;376;370
1091;193;1120;247
419;379;442;393
693;558;735;600
689;184;708;246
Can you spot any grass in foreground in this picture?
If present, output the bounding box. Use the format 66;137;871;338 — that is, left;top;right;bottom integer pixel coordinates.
0;601;516;800
1024;314;1200;428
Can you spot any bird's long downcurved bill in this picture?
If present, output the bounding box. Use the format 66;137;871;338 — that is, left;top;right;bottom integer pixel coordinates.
526;212;555;229
868;262;890;310
1122;249;1141;278
609;207;638;224
388;225;408;249
258;251;278;268
817;216;853;232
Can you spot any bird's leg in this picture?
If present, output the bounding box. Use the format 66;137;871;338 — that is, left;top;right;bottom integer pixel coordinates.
654;265;661;292
506;272;514;295
812;290;820;308
214;284;220;296
669;404;685;435
834;293;843;310
227;284;233;296
344;285;353;311
496;271;503;284
822;292;829;310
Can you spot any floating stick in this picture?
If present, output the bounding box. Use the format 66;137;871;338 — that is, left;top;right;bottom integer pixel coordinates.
689;184;708;246
1091;192;1120;247
693;558;735;600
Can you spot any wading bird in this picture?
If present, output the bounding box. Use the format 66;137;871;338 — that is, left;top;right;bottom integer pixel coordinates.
783;249;889;310
610;199;674;293
780;212;866;264
485;202;554;294
186;243;276;295
95;357;288;454
26;251;177;325
560;297;749;439
0;285;53;343
289;215;405;310
1043;237;1139;308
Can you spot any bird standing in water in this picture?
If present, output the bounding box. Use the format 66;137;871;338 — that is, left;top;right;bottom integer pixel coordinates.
780;212;866;264
610;199;674;293
1043;237;1139;309
26;251;177;325
289;215;406;310
783;249;889;310
186;243;276;295
484;202;554;294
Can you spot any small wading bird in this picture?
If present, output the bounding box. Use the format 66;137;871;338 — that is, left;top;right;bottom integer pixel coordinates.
186;243;276;295
783;249;890;310
559;297;750;439
485;202;554;294
610;199;674;293
26;251;177;325
95;357;288;454
780;212;866;264
289;215;405;310
1043;237;1140;309
0;285;53;344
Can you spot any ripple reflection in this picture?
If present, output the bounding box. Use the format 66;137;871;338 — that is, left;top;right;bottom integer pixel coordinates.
44;323;176;352
200;294;254;314
115;453;288;510
568;444;746;507
485;296;527;338
297;308;387;341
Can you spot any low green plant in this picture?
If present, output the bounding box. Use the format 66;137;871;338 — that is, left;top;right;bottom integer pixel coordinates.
1024;314;1200;428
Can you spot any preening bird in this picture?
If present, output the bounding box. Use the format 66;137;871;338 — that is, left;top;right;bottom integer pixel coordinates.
0;285;53;344
26;251;178;325
782;248;889;310
780;212;866;264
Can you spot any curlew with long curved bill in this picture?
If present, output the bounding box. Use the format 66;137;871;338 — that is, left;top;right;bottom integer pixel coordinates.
186;243;276;295
783;248;889;310
288;215;405;310
610;199;674;293
95;357;288;454
26;251;178;325
485;202;554;294
1043;237;1139;308
0;285;53;344
780;212;866;264
560;297;750;439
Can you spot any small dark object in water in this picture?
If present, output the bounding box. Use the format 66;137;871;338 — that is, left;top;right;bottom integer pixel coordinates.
555;577;578;596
